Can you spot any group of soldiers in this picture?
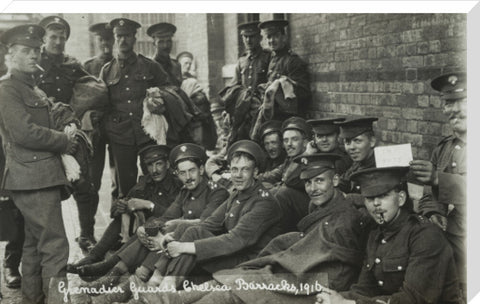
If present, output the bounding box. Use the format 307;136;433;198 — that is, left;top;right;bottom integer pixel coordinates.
0;14;467;304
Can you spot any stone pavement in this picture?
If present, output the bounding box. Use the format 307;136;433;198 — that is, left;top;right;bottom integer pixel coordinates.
0;165;114;304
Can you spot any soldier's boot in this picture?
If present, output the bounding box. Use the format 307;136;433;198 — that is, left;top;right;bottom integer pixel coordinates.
78;255;120;282
66;254;103;274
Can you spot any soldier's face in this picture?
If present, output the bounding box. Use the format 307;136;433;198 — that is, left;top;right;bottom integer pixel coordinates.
115;32;136;54
344;133;375;162
443;98;467;135
146;159;169;182
241;33;261;51
179;56;192;76
305;170;338;207
153;35;173;55
43;28;67;55
230;156;257;191
283;130;308;157
364;189;406;225
8;44;40;74
176;160;205;191
314;132;339;152
266;31;287;51
263;133;282;159
95;35;114;55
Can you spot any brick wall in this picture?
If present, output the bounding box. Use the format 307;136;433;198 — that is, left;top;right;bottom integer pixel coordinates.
289;13;466;159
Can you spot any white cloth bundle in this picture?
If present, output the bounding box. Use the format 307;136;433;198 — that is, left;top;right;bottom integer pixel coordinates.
62;123;81;182
141;87;169;145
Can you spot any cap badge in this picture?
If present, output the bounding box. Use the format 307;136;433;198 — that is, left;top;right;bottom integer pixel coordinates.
301;157;308;165
448;75;458;86
54;17;60;23
28;26;34;34
180;145;187;152
119;20;125;26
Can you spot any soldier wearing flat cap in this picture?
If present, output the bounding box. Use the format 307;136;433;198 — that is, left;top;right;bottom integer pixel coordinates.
411;72;467;294
116;139;283;295
258;19;311;120
316;166;462;304
37;15;89;104
37;15;101;253
336;117;378;194
305;117;352;175
147;22;182;86
67;144;182;276
134;153;367;304
84;22;114;76
99;18;174;204
0;24;78;303
76;143;230;302
257;120;287;172
217;21;270;145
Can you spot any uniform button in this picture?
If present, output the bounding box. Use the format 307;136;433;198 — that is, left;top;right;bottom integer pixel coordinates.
188;210;192;214
397;266;403;270
190;197;194;200
129;112;133;116
143;76;146;79
455;145;461;150
126;87;130;91
236;200;240;204
381;239;387;244
249;65;252;69
374;258;381;264
248;86;252;89
127;100;132;104
452;162;457;168
34;102;38;106
248;75;252;79
33;156;37;160
57;88;61;91
366;264;370;268
125;75;129;78
378;280;384;286
324;222;329;225
229;213;234;218
41;80;45;83
158;192;162;196
356;185;360;190
73;69;76;72
40;74;44;78
299;233;304;237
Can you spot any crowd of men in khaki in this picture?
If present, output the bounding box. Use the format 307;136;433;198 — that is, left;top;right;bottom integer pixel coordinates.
0;14;466;304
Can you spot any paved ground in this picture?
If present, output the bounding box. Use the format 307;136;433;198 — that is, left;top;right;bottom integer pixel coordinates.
0;162;114;304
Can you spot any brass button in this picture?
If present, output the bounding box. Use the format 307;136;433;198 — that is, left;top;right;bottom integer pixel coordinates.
33;156;37;160
129;112;133;116
57;88;61;91
188;210;192;214
125;75;129;78
158;192;162;196
127;100;132;104
397;266;403;270
374;258;381;264
452;162;457;168
56;76;60;80
381;239;387;244
455;145;461;150
229;213;234;218
126;87;130;91
378;280;384;286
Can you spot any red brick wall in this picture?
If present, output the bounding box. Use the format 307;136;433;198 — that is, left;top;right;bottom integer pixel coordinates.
289;13;466;159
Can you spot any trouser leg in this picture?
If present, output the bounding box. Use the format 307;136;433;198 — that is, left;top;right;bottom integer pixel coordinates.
89;217;122;259
3;207;24;269
110;142;139;198
117;238;151;270
12;188;69;303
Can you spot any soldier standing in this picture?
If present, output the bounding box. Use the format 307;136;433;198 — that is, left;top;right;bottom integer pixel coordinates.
100;18;170;198
37;15;99;252
146;22;182;86
411;72;467;296
258;19;311;120
0;24;77;304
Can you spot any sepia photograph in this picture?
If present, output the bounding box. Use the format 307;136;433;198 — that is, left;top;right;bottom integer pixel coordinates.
0;2;475;303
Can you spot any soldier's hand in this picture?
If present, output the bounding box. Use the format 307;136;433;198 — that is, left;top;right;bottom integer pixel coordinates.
147;232;165;251
136;226;149;246
429;214;448;231
315;287;354;304
115;199;128;214
127;198;152;212
166;241;195;258
64;137;79;155
410;160;439;186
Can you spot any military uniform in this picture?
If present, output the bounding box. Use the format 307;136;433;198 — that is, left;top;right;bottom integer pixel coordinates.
259;20;311;120
342;211;462;304
0;24;71;303
37;16;101;251
83;23;118;208
100;18;172;197
231;47;270;90
418;72;467;292
116;177;229;270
